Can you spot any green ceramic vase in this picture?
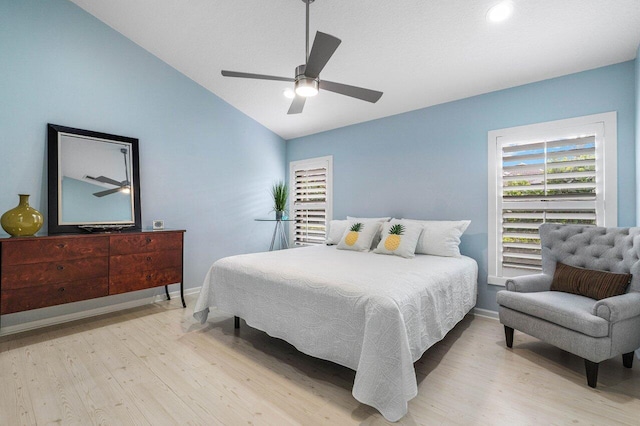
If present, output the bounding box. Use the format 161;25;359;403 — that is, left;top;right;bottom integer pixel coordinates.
1;194;44;237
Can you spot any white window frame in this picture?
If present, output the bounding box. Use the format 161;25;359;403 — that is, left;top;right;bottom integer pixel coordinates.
289;155;333;246
488;112;617;285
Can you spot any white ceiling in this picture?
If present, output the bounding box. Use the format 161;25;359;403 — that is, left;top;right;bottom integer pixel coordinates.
69;0;640;140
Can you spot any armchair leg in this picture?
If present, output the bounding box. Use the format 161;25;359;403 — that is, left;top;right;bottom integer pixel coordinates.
584;359;599;388
623;352;634;368
504;326;514;348
234;316;240;329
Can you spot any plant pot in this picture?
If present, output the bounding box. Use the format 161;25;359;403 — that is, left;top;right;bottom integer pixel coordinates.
1;194;44;237
275;211;283;221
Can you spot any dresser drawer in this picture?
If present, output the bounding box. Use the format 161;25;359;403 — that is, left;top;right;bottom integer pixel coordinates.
109;249;182;275
1;236;109;266
109;268;182;295
110;232;182;255
1;278;109;314
2;257;108;290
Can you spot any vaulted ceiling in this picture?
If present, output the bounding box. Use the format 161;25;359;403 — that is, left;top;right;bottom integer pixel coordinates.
70;0;640;140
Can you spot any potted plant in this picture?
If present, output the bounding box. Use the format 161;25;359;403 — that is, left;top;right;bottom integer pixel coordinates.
271;181;288;220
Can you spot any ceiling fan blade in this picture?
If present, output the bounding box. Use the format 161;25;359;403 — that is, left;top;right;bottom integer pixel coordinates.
93;187;123;198
320;80;383;103
304;32;341;79
221;70;294;82
287;96;306;115
86;175;123;186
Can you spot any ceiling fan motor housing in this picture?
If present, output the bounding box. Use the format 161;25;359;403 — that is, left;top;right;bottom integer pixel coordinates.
295;64;319;97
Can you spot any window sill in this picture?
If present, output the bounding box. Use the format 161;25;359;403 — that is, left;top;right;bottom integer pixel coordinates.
487;275;507;286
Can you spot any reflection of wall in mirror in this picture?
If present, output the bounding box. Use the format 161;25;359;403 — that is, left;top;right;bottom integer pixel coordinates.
61;177;132;223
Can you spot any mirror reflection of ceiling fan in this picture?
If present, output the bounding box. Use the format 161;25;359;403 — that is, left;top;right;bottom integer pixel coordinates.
84;148;131;197
221;0;383;114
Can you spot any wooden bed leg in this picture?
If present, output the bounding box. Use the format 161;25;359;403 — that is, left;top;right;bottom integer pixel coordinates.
585;359;599;388
504;326;514;348
234;316;240;329
623;352;634;368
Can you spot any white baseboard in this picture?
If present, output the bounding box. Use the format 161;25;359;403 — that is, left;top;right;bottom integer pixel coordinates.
472;307;499;320
152;286;201;303
0;286;202;337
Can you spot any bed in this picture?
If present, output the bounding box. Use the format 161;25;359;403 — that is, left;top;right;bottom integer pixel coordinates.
193;245;478;421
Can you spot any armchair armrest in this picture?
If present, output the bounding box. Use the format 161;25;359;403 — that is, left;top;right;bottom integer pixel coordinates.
505;274;553;293
593;292;640;322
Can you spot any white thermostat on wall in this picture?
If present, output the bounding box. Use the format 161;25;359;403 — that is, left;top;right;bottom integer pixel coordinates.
152;220;164;230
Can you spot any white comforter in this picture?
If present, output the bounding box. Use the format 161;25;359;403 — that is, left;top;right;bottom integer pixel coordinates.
193;245;478;421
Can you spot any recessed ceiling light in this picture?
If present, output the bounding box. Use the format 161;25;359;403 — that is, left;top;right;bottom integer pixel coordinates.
486;1;513;23
283;88;295;99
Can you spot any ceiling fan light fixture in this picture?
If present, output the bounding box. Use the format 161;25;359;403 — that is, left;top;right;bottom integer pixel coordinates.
295;78;319;97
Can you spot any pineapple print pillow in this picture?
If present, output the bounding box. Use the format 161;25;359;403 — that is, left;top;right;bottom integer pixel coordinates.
373;220;423;258
336;221;382;252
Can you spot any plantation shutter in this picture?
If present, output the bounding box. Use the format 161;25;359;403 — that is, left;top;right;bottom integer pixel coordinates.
488;113;616;285
290;157;332;246
499;135;599;273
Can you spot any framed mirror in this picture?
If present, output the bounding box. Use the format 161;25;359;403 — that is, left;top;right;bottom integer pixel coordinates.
47;124;142;234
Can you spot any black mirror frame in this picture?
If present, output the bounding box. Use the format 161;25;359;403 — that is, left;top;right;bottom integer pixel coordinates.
47;123;142;234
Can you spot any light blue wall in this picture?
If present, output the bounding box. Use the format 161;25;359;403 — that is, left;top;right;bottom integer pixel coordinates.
287;61;637;312
637;44;640;224
0;0;285;326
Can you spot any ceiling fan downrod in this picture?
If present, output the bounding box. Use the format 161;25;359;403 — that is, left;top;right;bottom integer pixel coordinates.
303;0;315;64
296;0;319;97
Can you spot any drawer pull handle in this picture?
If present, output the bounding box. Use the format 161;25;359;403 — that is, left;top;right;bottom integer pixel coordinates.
58;287;65;292
56;265;64;271
146;274;152;280
146;256;152;261
146;237;152;243
56;243;66;249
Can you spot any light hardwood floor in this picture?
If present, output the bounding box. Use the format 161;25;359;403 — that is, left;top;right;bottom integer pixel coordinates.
1;295;639;425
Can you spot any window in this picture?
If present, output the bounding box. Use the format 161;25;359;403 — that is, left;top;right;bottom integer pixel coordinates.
289;156;333;246
488;112;617;285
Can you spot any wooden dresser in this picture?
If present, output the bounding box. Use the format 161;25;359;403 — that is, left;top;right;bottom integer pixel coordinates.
0;230;185;318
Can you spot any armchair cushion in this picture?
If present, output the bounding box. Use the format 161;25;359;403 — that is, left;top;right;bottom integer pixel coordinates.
551;262;631;300
497;290;609;337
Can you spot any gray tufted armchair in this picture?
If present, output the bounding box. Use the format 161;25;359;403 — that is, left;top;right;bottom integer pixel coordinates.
497;224;640;387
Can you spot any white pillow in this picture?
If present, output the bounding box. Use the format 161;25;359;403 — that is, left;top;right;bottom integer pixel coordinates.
346;216;391;248
325;220;349;245
374;220;423;258
346;216;391;222
336;221;382;252
402;219;471;257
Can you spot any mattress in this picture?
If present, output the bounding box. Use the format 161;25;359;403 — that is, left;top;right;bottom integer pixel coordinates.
193;245;478;421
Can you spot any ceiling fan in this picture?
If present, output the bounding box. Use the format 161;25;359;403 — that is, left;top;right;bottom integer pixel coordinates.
85;148;131;197
221;0;383;114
